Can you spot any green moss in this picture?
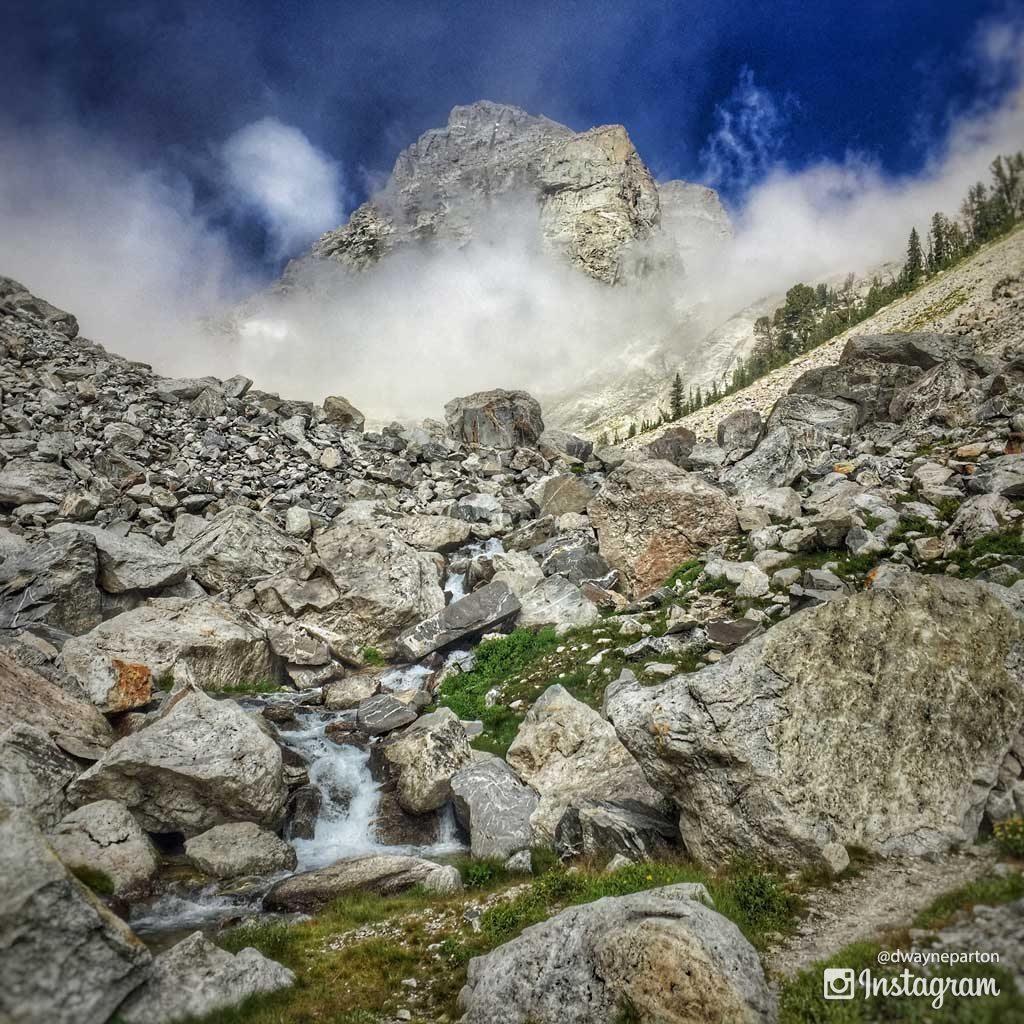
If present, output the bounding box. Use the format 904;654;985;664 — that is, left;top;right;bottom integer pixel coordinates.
206;679;284;695
361;646;385;666
938;527;1024;578
70;865;115;896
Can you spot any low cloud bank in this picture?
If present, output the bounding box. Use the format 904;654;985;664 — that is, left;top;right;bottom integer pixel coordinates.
0;17;1021;421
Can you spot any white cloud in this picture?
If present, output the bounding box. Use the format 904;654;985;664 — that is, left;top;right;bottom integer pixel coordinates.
221;117;343;257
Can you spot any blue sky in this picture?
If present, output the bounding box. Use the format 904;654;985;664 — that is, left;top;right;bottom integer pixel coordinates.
8;0;1021;272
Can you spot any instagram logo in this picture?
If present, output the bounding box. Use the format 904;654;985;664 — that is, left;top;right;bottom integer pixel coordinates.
823;968;856;1000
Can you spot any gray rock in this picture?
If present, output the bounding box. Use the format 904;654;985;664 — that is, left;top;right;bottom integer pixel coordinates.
264;853;462;911
0;807;151;1024
51;524;187;593
0;458;75;506
0;722;81;829
357;693;419;735
305;519;445;654
392;513;473;553
554;798;679;861
517;573;601;629
322;394;365;432
117;931;294;1024
608;574;1024;870
49;800;158;895
324;673;380;710
0;530;101;635
69;688;287;836
397;580;520;660
717;408;764;461
720;428;806;493
184;821;297;878
506;684;666;840
538;429;593;461
588;460;738;597
766;394;860;460
445;389;544;449
60;598;280;711
0;650;112;759
180;506;306;592
451;758;538;859
524;474;594;516
457;883;775;1024
970;454;1024;498
380;707;472;813
643;426;697;468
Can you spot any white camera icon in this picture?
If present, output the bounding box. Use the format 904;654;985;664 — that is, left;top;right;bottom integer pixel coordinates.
823;967;856;1000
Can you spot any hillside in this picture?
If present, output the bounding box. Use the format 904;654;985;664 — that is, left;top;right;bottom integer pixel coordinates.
627;224;1024;447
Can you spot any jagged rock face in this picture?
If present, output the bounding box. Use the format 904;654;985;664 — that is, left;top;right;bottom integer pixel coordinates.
300;101;726;286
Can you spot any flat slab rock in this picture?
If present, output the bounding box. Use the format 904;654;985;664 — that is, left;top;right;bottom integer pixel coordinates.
264;853;462;912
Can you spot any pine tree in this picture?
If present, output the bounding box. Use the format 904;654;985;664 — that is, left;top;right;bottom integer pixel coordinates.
627;422;637;439
670;372;684;421
902;227;924;287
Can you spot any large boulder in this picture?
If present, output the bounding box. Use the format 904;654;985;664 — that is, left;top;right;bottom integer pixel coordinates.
117;931;294;1024
184;821;297;878
0;458;75;506
764;394;860;461
49;800;158;896
517;574;601;629
506;684;666;840
397;580;520;660
68;688;287;836
59;598;281;710
643;425;696;468
392;514;474;553
0;807;151;1024
444;389;544;449
717;408;763;461
0;530;101;635
322;394;365;432
451;757;538;859
264;853;462;912
608;574;1024;870
50;524;187;593
588;461;739;597
719;428;806;494
0;651;112;760
305;520;445;653
0;723;82;829
457;884;775;1024
380;708;472;813
180;506;306;592
524;474;594;516
554;798;679;862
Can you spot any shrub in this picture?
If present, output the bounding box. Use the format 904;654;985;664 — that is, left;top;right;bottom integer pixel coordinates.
993;816;1024;858
361;647;385;666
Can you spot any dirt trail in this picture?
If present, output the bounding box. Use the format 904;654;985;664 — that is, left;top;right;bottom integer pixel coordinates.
764;851;997;978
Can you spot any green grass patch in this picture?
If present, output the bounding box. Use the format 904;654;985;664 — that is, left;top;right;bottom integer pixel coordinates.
663;558;703;589
200;856;802;1024
913;871;1024;930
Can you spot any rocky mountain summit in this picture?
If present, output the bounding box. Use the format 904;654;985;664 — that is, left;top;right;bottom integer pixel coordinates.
2;271;1024;1023
288;100;731;286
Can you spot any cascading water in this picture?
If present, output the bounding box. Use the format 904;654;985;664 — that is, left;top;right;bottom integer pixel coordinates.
131;536;502;940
